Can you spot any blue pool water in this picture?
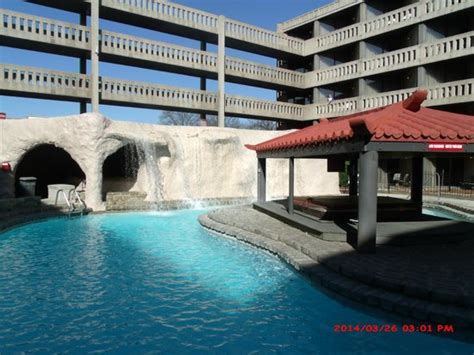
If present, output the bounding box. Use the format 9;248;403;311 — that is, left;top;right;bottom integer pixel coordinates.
0;210;472;354
423;207;473;222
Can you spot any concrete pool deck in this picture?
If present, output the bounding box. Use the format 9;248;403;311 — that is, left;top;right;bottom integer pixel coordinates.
199;206;474;328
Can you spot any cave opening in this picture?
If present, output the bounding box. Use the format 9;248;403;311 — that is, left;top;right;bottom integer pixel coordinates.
102;143;140;200
15;144;85;198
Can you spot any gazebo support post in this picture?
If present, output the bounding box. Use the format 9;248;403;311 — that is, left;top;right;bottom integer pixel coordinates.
357;150;378;253
257;158;267;203
411;156;423;214
349;157;358;196
288;157;294;214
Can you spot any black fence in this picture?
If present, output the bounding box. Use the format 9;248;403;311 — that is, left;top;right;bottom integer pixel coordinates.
340;172;474;200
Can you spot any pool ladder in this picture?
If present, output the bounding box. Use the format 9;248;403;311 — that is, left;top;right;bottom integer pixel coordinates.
54;188;87;217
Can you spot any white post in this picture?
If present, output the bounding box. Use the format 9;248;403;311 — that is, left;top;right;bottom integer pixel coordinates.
91;0;100;113
217;15;226;127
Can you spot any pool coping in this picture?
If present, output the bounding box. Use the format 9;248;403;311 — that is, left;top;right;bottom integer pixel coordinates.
198;213;474;329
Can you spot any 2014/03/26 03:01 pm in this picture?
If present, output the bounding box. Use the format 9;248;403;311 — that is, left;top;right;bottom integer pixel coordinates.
333;324;455;333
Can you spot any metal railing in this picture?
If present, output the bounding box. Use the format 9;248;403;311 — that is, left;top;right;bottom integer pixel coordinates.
53;187;87;216
377;172;473;200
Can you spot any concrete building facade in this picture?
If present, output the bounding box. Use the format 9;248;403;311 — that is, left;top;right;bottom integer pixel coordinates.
0;0;472;186
276;0;473;187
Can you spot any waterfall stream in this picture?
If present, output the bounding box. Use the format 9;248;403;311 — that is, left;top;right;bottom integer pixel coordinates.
123;140;164;209
138;140;163;207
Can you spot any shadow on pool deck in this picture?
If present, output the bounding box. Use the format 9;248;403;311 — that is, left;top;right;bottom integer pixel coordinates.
199;205;474;328
253;200;473;246
0;196;87;232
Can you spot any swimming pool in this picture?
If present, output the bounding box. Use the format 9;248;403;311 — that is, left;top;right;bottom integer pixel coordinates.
423;207;473;222
0;210;472;353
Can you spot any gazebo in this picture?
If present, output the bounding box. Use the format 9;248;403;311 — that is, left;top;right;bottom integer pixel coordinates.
246;90;474;253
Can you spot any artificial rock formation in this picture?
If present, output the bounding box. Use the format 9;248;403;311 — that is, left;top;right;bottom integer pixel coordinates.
0;113;339;210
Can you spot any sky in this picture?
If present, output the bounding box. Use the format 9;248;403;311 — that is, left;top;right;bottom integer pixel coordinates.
0;0;331;124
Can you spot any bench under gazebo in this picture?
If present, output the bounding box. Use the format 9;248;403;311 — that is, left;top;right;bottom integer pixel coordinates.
246;90;474;253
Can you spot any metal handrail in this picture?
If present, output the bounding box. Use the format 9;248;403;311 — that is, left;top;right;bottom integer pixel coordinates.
53;187;86;216
54;189;72;212
71;189;87;216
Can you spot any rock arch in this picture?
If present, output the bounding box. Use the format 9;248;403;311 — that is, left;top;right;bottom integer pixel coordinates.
14;144;85;198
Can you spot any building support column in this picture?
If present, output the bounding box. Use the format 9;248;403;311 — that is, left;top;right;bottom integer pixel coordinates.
288;157;294;214
417;22;427;88
217;15;226;127
357;150;378;253
312;55;322;104
411;156;423;214
357;2;369;102
90;0;100;113
312;20;323;104
79;10;88;113
357;41;368;97
257;158;266;203
349;157;358;196
199;41;207;126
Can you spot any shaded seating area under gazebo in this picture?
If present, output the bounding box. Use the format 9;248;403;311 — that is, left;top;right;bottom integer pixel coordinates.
246;90;474;253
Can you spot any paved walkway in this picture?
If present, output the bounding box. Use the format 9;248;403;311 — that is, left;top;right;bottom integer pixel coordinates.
199;206;474;328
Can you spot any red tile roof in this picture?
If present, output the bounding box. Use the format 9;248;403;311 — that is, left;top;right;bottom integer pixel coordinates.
246;90;474;153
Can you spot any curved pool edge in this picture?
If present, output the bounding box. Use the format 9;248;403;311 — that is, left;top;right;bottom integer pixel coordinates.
423;203;474;222
0;210;70;234
198;213;474;329
0;197;252;234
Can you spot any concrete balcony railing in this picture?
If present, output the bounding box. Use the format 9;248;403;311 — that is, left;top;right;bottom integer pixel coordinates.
0;64;91;99
423;31;473;58
0;63;305;121
305;31;474;88
101;0;304;55
102;77;305;121
362;79;473;108
306;78;474;119
304;0;472;56
0;9;90;51
101;0;219;31
0;64;470;122
225;57;304;89
277;0;363;33
225;95;305;121
101;30;304;89
101;30;218;71
101;77;218;113
0;10;303;90
224;18;304;55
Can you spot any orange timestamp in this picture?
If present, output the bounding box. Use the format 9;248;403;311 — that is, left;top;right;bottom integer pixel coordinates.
334;324;455;333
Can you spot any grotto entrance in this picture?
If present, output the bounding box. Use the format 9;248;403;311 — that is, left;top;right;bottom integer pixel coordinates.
15;144;85;198
102;143;139;200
